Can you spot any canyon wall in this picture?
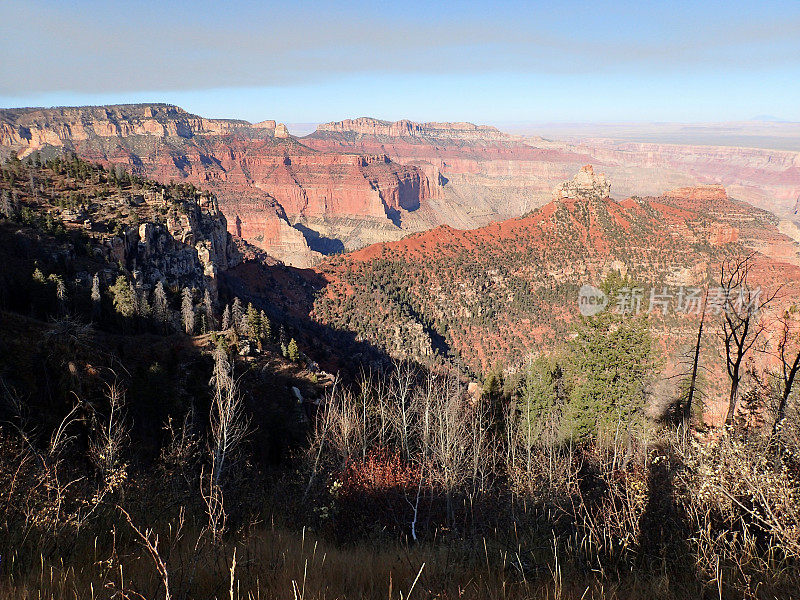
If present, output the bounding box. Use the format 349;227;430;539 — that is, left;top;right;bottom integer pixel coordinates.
304;117;593;230
4;105;800;267
0;105;435;266
567;139;800;217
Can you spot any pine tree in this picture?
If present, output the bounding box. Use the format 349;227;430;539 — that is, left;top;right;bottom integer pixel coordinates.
287;338;300;362
138;288;152;319
110;276;135;318
221;304;232;331
181;288;195;335
518;356;561;444
260;310;271;341
246;303;260;338
564;313;653;441
232;298;244;334
128;282;140;317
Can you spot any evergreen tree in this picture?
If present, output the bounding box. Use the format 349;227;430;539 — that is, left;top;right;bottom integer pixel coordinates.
232;297;245;334
518;356;561;444
203;289;216;331
246;302;260;338
138;288;152;319
128;282;140;317
110;276;136;318
221;304;232;331
287;338;300;362
181;288;195;335
260;310;271;341
563;313;653;441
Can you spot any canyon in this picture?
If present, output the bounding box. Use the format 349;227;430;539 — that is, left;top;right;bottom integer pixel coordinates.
309;174;800;425
2;105;800;269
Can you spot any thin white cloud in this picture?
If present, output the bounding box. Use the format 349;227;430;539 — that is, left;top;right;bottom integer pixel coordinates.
1;0;799;95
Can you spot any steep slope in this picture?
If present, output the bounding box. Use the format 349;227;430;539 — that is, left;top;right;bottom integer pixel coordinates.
304;117;592;230
0;152;393;378
0;152;240;302
311;171;800;382
306;117;800;233
0;105;435;267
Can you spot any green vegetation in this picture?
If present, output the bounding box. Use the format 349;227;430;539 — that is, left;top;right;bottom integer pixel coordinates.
312;197;733;377
1;154;799;599
565;313;653;439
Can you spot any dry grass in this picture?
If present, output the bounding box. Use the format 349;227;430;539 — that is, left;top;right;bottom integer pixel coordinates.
1;364;799;599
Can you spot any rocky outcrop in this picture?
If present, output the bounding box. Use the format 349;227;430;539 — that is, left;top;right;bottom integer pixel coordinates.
253;153;431;219
261;216;321;268
7;104;800;268
572;139;800;216
305;118;592;233
0;104;293;154
555;165;611;200
104;196;240;299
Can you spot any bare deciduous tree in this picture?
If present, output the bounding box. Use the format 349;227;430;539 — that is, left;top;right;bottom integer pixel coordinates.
769;310;800;439
719;255;779;426
204;345;249;542
181;288;195;335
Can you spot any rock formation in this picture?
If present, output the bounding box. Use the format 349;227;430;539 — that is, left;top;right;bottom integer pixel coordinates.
316;117;515;142
103;196;240;300
0;105;434;267
555;165;611;200
4;105;800;267
666;184;727;202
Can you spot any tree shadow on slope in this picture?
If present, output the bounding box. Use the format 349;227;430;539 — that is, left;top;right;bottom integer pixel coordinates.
219;258;401;378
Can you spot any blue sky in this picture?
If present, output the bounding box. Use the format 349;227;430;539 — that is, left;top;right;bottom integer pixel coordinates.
1;0;799;124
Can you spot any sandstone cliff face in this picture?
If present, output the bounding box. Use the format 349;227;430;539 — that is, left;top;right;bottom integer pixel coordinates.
0;104;293;152
305;118;596;232
7;105;800;268
224;191;322;268
252;153;430;219
316;117;514;142
0;105;435;267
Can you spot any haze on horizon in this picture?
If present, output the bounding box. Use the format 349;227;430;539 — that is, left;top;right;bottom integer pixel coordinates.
1;0;799;126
